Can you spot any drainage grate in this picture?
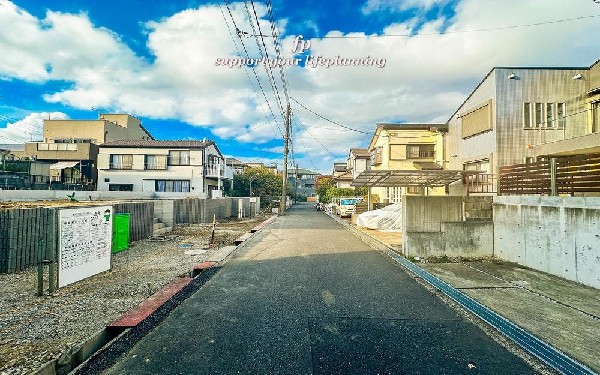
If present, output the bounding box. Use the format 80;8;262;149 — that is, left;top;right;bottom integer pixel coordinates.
381;249;597;375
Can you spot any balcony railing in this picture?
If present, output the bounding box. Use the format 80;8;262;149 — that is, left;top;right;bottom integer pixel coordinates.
407;150;435;159
466;173;497;195
109;163;133;170
205;165;233;179
144;163;167;170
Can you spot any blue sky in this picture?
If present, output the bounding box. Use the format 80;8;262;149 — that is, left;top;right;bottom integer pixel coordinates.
1;0;599;173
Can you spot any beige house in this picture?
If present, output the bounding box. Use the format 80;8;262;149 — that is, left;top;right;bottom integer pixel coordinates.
446;62;598;195
367;123;447;203
96;140;232;198
24;114;153;189
347;148;371;179
331;162;351;188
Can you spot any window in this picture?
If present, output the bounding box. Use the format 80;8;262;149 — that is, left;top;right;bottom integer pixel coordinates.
385;187;402;203
591;101;600;133
534;103;544;127
523;103;532;128
464;159;489;172
155;180;191;192
371;147;383;165
109;184;133;191
461;100;493;138
145;155;167;170
109;154;133;169
389;144;406;160
557;103;565;129
524;102;565;128
407;144;435;159
546;103;555;128
406;186;423;195
37;143;77;151
168;150;190;165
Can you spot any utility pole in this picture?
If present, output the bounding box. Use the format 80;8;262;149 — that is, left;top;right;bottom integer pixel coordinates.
280;105;290;215
295;163;299;204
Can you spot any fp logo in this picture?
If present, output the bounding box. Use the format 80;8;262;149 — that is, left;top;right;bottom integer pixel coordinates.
291;35;311;53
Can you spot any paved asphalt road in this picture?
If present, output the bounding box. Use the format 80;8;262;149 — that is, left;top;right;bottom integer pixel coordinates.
105;203;539;374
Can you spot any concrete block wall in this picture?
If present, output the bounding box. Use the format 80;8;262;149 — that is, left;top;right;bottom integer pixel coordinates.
153;199;174;227
494;196;600;289
463;196;493;221
402;196;493;258
402;196;463;232
404;221;494;258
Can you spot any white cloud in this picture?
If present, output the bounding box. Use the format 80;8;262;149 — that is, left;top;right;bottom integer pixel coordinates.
362;0;451;14
0;112;68;144
1;0;599;173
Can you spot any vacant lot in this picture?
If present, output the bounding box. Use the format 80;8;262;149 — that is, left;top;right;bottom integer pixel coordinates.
0;215;270;375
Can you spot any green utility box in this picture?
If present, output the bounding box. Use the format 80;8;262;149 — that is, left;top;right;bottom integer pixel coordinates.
112;213;130;253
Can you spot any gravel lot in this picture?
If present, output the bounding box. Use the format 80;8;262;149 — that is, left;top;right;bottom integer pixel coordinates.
0;215;271;375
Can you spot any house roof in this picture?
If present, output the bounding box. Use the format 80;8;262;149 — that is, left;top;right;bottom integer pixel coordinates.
368;123;447;151
333;171;353;181
349;148;370;158
225;157;245;166
100;140;215;148
100;139;223;158
296;168;320;175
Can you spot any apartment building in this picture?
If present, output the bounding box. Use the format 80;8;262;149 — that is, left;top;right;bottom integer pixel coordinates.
23;113;153;189
96;140;232;198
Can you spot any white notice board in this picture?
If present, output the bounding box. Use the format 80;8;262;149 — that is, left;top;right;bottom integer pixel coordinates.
58;206;112;287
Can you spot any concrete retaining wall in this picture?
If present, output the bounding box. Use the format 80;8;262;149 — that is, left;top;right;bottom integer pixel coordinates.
494;196;600;289
402;196;494;258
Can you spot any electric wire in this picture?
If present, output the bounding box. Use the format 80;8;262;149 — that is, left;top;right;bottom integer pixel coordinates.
248;0;287;120
238;14;600;39
220;1;284;138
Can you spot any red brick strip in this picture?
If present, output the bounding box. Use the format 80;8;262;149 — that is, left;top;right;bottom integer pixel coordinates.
108;277;192;328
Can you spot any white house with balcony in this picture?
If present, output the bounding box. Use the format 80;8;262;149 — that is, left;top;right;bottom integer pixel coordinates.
96;140;232;198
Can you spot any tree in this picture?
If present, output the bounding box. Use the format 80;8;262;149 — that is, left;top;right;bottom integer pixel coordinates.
229;167;283;203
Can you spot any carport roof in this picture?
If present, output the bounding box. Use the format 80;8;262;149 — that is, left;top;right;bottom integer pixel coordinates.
351;169;480;187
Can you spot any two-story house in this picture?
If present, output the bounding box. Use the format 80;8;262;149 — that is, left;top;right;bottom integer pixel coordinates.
289;168;321;199
96;139;232;198
446;64;596;195
365;123;447;203
331;162;352;188
24;113;153;189
347;148;371;179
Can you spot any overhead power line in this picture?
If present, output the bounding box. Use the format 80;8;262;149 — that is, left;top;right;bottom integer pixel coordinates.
238;14;600;39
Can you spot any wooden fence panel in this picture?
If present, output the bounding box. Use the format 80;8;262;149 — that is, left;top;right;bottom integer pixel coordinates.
500;153;600;195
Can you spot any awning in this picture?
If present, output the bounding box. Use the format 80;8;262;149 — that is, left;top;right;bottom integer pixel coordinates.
49;161;79;170
413;162;443;170
351;169;480;188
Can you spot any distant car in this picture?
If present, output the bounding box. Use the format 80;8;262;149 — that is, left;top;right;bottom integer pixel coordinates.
336;198;361;218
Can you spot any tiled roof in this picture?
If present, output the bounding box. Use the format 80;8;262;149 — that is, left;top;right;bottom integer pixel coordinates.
350;148;370;157
100;140;214;148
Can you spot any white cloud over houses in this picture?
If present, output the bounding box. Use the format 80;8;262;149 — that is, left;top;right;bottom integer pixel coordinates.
0;112;68;144
0;0;599;172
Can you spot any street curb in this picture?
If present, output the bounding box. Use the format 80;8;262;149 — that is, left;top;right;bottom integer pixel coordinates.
33;215;279;375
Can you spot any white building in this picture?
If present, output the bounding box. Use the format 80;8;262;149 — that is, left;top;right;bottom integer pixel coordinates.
97;140;233;198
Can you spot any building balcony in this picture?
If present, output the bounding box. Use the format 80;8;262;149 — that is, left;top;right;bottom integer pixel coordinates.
24;142;98;161
205;165;234;180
